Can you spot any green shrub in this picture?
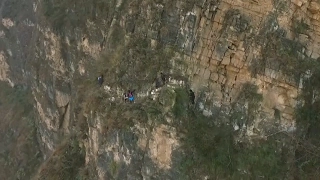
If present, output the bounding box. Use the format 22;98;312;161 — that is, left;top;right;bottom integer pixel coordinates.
293;19;309;35
172;88;189;118
176;84;288;179
235;139;287;179
232;83;263;125
179;110;236;178
159;88;176;108
251;30;307;84
294;62;320;178
238;83;263;103
181;112;287;179
109;160;119;178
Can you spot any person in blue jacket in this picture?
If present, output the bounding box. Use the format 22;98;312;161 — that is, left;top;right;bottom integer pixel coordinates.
128;90;135;103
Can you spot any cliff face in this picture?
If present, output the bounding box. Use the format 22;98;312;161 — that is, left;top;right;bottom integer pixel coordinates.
1;0;320;179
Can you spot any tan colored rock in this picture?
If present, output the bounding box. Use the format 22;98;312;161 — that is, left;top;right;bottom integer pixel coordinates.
231;51;245;68
0;51;9;82
287;89;298;98
309;1;320;14
148;125;178;169
55;90;70;107
209;59;220;66
292;0;303;7
199;17;206;28
78;60;86;75
226;65;240;73
218;74;227;84
2;18;14;28
200;57;209;67
210;72;219;82
221;56;231;65
203;68;211;80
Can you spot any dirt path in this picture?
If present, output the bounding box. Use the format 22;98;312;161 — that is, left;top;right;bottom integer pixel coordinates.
102;77;186;104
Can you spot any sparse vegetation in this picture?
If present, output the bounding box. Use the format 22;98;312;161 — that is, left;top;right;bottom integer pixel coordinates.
0;82;42;179
293;19;310;35
36;138;85;179
109;160;120;178
251;30;307;85
178;105;287;179
172;88;189;118
221;9;251;34
272;0;288;14
42;0;117;34
293;60;320;178
228;83;263;129
236;83;263;125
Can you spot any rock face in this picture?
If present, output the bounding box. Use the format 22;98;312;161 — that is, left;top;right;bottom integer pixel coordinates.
1;0;320;179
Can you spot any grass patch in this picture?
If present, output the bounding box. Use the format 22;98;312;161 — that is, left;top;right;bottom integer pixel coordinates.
110;23;126;45
172;88;189;118
109;160;120;178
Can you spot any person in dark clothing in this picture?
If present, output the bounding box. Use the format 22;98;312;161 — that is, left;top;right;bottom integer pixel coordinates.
97;74;104;87
155;77;162;89
123;92;128;102
160;72;167;85
189;89;195;104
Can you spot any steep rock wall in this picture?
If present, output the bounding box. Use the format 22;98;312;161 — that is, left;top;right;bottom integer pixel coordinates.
1;0;320;179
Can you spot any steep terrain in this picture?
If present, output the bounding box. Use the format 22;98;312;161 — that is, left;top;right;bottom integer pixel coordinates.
1;0;320;179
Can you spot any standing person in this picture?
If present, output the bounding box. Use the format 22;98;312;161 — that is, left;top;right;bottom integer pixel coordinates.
123;92;128;102
160;72;167;85
128;90;135;103
155;77;162;89
97;74;104;87
189;89;195;105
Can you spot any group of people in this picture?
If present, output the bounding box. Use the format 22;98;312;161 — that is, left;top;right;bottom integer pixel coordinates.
97;72;195;105
123;90;135;103
97;74;136;103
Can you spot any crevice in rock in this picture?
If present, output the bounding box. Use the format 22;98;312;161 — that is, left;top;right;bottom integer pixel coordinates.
58;102;69;130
